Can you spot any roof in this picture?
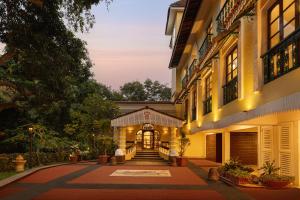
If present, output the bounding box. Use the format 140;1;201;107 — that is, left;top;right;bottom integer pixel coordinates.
170;0;187;7
165;0;186;35
168;0;202;68
111;106;184;128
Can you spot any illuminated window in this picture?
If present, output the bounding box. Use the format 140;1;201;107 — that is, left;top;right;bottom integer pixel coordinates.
268;0;298;48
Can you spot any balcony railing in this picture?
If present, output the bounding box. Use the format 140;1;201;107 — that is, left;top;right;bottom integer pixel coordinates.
199;34;213;63
216;0;256;33
188;59;198;79
262;28;300;84
223;77;238;105
203;96;212;115
181;75;188;89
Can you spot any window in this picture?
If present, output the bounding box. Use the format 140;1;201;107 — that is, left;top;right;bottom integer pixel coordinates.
226;46;238;83
268;0;298;48
203;74;212;115
223;46;238;105
184;99;189;121
192;90;197;121
263;0;300;83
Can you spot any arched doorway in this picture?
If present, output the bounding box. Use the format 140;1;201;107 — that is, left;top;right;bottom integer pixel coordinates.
135;124;160;150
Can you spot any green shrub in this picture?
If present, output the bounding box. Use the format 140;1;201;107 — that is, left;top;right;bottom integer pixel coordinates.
0;151;70;172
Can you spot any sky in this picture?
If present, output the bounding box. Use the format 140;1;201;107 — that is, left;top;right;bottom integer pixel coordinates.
0;0;175;90
78;0;174;90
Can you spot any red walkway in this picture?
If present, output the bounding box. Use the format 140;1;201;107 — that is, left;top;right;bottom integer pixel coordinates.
0;162;299;200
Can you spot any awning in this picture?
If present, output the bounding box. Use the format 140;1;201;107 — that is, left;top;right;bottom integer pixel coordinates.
111;107;184;128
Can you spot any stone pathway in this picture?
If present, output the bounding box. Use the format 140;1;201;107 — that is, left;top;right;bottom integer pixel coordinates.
0;161;299;200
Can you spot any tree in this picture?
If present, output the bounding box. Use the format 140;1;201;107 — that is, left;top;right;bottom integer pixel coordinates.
119;79;171;101
120;81;147;101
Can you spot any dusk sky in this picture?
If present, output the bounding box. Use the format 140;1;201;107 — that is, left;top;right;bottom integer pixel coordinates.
78;0;175;90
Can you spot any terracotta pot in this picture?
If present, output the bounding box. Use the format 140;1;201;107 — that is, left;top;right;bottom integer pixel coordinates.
69;155;78;163
98;155;109;165
263;180;291;189
176;157;189;167
116;155;125;164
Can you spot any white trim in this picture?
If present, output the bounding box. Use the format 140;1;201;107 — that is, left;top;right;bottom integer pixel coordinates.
193;92;300;132
111;108;183;128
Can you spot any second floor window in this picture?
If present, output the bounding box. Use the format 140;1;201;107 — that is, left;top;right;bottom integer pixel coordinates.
203;74;212;115
223;46;238;105
192;90;197;121
263;0;300;83
268;0;298;48
184;99;189;121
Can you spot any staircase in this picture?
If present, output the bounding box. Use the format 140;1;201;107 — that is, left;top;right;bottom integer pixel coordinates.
129;150;167;165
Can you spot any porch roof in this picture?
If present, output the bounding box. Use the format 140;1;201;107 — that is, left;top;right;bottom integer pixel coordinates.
111;107;184;128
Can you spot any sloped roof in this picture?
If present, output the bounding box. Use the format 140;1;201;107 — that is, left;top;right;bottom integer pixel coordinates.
168;0;202;68
170;0;187;7
111;107;183;128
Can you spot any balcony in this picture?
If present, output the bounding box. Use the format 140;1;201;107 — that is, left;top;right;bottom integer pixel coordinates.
181;75;188;89
223;77;238;105
203;96;212;115
216;0;256;33
198;34;213;64
188;59;198;79
262;28;300;84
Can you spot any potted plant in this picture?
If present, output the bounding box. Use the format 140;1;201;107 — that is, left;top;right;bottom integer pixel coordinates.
98;136;110;165
176;132;190;167
218;158;253;185
259;160;294;189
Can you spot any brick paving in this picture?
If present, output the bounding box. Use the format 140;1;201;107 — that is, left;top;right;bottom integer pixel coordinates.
0;161;299;200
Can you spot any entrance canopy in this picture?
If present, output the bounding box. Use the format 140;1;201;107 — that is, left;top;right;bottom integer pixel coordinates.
111;107;183;128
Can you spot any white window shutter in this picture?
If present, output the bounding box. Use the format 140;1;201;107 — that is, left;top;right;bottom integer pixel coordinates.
261;126;273;164
278;123;293;176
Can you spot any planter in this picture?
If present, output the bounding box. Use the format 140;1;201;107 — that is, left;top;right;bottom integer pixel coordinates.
116;155;125;164
98;155;109;165
176;157;189;167
263;180;291;189
69;155;78;163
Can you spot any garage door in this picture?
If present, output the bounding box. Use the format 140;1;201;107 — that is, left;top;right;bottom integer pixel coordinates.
206;134;222;163
230;132;257;165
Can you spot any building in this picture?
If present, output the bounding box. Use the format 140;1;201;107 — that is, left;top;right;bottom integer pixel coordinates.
111;0;300;186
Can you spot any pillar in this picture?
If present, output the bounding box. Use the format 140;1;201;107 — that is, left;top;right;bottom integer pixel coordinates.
222;131;230;164
118;127;126;154
169;127;178;155
113;127;119;144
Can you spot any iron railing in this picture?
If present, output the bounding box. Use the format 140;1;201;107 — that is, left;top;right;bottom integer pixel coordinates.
181;75;188;89
199;34;213;63
188;59;198;79
203;96;212;115
262;28;300;84
216;0;256;33
223;77;238;105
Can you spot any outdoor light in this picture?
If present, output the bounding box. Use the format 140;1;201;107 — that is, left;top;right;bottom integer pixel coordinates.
28;126;34;168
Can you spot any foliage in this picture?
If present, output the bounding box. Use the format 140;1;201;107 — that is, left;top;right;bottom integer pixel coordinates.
227;168;251;178
120;79;171;101
0;152;70;171
120;81;147;101
259;160;280;175
178;131;190;157
218;157;254;175
260;174;294;182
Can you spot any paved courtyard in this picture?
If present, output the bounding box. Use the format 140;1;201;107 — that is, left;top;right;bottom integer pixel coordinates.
0;161;300;200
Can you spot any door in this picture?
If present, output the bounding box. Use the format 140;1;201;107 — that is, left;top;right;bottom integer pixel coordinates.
206;133;222;163
143;131;154;149
230;132;258;165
